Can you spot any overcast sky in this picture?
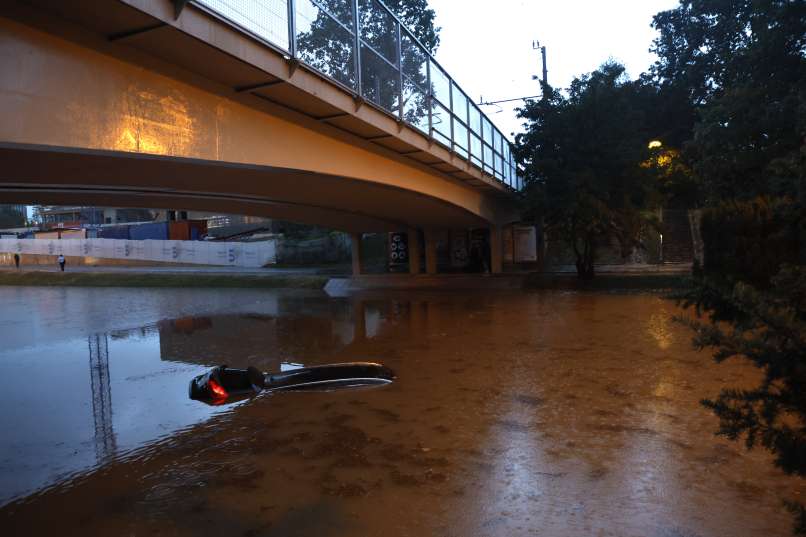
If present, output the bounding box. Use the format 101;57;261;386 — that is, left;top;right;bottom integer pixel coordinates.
428;0;680;140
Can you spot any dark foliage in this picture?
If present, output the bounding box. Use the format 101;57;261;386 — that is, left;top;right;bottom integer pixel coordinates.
515;62;662;279
652;1;806;533
649;0;806;204
677;265;806;533
699;198;803;288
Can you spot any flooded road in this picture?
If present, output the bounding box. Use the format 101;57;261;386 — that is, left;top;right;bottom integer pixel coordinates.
0;286;801;536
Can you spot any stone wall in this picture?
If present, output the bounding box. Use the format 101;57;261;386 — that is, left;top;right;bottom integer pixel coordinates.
543;208;696;269
275;233;351;265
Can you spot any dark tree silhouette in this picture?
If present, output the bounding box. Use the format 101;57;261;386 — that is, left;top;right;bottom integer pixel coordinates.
515;62;663;279
652;1;806;533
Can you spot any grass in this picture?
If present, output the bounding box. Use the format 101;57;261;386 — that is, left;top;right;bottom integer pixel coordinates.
0;271;329;289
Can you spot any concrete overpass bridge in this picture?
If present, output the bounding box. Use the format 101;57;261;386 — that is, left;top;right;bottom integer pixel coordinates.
0;0;523;273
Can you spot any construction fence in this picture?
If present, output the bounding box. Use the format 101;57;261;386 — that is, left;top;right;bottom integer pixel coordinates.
0;238;276;267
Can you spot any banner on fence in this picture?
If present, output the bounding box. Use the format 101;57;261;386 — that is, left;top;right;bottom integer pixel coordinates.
0;238;276;267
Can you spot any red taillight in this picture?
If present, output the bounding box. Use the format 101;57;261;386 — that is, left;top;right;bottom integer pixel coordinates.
208;378;228;399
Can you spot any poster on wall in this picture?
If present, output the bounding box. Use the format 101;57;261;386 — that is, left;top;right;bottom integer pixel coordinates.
514;225;538;262
388;232;408;269
450;230;468;268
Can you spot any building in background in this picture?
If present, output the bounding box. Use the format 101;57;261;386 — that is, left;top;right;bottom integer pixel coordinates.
34;206;157;228
0;204;26;228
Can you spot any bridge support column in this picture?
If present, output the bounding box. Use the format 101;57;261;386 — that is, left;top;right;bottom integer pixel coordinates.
351;232;362;277
424;230;438;275
490;225;503;274
408;228;420;275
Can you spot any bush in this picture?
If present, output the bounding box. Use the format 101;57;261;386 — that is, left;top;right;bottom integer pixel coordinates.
699;197;802;288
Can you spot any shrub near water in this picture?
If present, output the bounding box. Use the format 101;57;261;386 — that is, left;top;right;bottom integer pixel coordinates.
678;198;806;532
698;198;802;289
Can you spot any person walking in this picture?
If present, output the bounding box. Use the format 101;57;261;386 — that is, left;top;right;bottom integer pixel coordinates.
13;253;20;269
57;254;65;272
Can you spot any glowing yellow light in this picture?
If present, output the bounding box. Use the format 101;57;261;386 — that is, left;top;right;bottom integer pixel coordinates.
656;154;673;167
648;140;662;149
112;87;194;156
646;311;674;350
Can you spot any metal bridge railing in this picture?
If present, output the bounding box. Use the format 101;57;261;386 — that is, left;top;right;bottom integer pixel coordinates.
192;0;523;191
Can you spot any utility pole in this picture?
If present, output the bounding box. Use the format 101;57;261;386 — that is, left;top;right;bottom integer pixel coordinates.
532;40;548;86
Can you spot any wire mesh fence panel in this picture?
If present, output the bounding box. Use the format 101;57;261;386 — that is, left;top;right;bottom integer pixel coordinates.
400;32;428;87
429;60;451;108
483;143;494;174
309;0;354;26
453;118;468;151
431;101;451;147
451;83;468;125
403;81;429;133
197;0;290;50
358;0;399;66
360;44;400;113
296;0;357;90
470;133;482;168
495;153;504;179
482;117;493;146
468;104;482;136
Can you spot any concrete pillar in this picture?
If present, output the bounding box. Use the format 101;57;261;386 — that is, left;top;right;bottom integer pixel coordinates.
424;230;438;275
490;225;503;274
408;228;420;275
350;232;362;276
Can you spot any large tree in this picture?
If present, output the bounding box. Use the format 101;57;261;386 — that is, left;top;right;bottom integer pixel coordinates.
515;62;663;279
649;0;806;203
652;1;806;532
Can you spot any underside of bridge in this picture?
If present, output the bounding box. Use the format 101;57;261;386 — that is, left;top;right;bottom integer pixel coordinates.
0;0;521;272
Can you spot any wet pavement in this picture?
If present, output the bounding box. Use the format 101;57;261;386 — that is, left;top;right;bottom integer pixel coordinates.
0;286;801;536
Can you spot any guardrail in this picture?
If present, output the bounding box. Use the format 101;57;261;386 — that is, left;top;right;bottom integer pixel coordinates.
191;0;522;191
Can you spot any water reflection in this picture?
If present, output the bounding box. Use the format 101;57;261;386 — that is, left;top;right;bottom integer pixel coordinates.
0;292;398;505
87;333;116;463
0;289;803;537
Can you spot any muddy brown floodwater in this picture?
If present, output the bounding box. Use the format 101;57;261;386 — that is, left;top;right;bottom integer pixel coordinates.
0;286;802;536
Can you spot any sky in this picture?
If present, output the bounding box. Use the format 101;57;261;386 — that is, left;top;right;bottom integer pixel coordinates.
428;0;681;140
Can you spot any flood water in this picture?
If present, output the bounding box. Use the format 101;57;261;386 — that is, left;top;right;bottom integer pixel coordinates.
0;286;802;536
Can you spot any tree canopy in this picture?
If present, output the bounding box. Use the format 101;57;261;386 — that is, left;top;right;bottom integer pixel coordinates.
649;1;806;533
515;62;663;278
649;0;806;203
